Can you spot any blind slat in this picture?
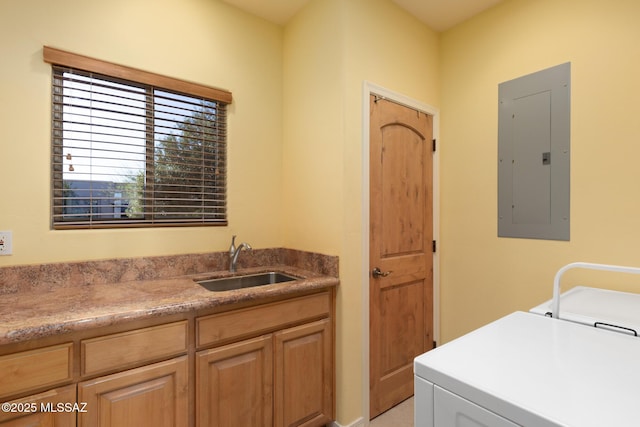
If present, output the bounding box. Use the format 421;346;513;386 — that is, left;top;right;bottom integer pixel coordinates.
50;62;228;229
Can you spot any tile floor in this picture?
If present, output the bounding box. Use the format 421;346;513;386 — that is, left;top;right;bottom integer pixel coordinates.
369;397;414;427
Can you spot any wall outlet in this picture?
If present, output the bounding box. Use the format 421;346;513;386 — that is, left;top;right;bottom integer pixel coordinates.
0;230;13;255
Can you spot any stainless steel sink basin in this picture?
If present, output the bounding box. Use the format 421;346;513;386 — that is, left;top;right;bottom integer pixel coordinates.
197;271;299;292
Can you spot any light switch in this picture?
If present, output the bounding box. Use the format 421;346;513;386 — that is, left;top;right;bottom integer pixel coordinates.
0;230;12;255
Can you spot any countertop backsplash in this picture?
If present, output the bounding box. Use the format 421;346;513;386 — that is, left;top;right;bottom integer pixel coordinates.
0;248;338;295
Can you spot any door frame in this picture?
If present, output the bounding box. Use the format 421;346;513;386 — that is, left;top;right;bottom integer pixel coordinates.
361;81;440;422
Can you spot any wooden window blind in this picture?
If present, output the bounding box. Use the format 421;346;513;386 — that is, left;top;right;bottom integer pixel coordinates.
44;47;231;229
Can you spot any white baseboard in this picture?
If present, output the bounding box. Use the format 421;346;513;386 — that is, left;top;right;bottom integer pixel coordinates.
330;417;366;427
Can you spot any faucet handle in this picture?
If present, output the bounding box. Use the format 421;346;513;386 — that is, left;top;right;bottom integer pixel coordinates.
229;235;237;253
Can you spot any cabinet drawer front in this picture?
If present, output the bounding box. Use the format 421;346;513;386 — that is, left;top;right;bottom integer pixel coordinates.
0;343;73;398
82;321;187;376
0;384;76;424
197;292;330;348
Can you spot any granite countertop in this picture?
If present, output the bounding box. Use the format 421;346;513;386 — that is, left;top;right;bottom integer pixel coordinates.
0;250;339;346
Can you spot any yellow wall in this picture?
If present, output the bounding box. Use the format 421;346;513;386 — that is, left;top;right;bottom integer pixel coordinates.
2;0;440;424
0;0;284;266
440;0;640;342
282;0;345;256
342;1;439;423
282;1;351;421
1;0;438;424
283;0;439;423
9;0;640;425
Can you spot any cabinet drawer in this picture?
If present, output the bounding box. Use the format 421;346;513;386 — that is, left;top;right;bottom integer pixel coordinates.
0;385;76;424
82;321;187;376
197;291;330;348
0;343;73;398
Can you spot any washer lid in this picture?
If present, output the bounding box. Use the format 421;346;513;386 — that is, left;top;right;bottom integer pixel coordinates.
530;286;640;335
414;311;640;427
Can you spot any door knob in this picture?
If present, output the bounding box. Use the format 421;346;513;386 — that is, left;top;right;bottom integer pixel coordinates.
372;267;392;278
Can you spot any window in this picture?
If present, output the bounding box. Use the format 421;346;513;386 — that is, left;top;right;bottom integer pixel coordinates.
44;47;232;229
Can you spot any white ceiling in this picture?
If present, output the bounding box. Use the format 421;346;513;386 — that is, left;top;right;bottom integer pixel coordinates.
392;0;503;31
221;0;503;32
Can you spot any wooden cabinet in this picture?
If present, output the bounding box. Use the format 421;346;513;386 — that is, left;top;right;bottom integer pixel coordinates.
77;322;189;427
196;335;273;427
0;385;76;427
0;322;189;427
0;344;74;427
0;289;335;427
81;322;187;377
78;356;189;427
196;293;331;348
0;343;73;400
196;292;335;427
274;319;332;427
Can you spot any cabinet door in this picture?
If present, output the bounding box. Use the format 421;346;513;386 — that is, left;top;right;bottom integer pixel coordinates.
274;319;333;427
78;356;188;427
0;385;75;427
196;335;273;427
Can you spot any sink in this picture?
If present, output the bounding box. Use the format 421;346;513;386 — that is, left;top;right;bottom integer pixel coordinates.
197;271;300;292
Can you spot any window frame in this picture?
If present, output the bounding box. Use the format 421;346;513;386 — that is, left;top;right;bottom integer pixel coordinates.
44;46;232;229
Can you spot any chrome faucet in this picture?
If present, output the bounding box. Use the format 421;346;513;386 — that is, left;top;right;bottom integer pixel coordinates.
229;235;252;272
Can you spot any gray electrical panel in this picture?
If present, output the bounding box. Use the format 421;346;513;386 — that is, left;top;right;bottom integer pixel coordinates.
498;63;570;240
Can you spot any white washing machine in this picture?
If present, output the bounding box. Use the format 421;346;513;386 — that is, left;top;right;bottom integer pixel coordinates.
414;263;640;427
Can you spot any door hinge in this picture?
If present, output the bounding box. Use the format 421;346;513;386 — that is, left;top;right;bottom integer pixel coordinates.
432;139;436;152
432;240;437;253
